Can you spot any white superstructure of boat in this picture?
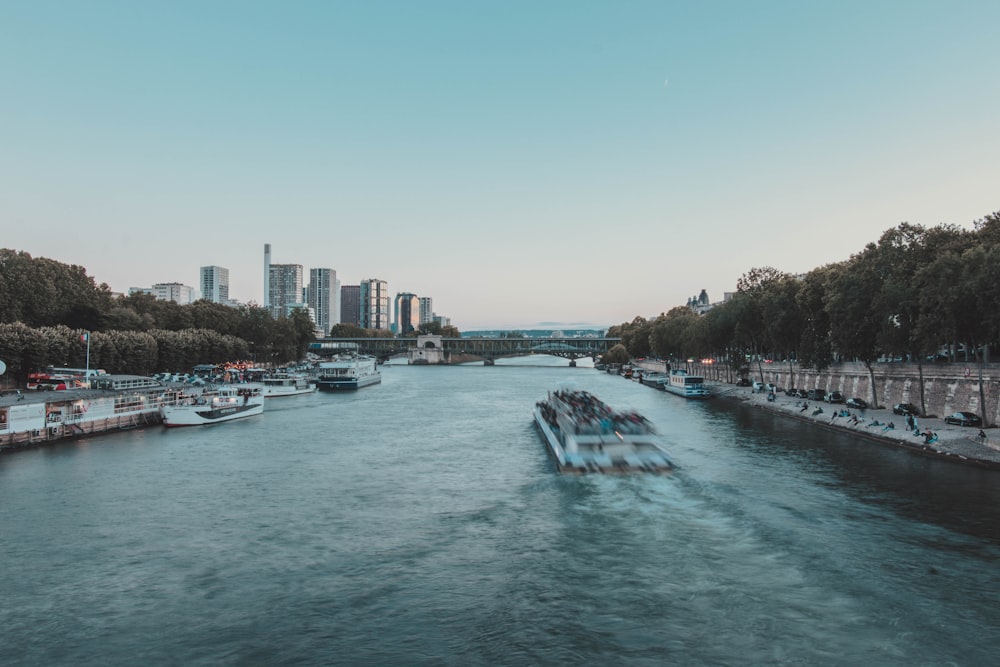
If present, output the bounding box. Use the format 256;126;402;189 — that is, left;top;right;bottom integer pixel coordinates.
160;384;264;426
260;374;316;398
664;369;711;399
315;355;381;391
533;389;674;474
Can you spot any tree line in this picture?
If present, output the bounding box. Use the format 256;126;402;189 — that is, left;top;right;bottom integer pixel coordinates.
605;212;1000;410
0;248;464;385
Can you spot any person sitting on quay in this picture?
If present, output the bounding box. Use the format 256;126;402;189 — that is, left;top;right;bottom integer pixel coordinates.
882;421;896;433
923;430;938;445
812;406;823;416
868;419;882;428
799;402;809;413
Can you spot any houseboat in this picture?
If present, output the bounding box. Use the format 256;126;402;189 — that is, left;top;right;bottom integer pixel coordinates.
316;355;381;391
260;373;317;398
663;369;711;399
160;384;264;426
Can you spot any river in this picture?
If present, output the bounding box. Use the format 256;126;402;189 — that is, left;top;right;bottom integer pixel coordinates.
2;359;1000;665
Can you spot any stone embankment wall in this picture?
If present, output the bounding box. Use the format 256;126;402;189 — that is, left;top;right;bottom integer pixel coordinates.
641;360;1000;424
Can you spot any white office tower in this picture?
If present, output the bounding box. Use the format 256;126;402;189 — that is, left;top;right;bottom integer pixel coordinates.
152;282;195;304
268;263;304;319
200;266;230;304
308;268;340;336
359;278;390;330
418;297;434;325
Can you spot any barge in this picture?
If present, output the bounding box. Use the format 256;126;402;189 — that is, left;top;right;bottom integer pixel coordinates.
533;389;674;473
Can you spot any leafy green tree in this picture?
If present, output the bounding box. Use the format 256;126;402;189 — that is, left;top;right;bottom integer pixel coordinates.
824;253;883;407
795;266;834;371
736;266;784;382
649;307;699;362
602;343;630;366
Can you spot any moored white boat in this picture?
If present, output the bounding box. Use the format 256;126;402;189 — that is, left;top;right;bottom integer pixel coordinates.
316;355;381;391
160;383;264;426
533;389;674;473
260;374;316;398
663;369;711;399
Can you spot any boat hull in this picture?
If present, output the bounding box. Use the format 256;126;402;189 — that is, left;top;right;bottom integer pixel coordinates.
316;374;382;391
663;384;711;399
161;402;263;426
262;384;317;398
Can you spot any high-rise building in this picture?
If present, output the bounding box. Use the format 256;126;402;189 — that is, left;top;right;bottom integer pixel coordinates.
268;263;304;318
263;244;272;310
307;268;340;336
359;278;389;330
418;297;434;325
394;293;420;335
340;285;360;326
200;265;230;304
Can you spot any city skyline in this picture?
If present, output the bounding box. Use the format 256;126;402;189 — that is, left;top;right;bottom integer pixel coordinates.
4;2;998;329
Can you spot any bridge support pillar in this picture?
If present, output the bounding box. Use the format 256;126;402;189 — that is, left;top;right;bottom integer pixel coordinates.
569;359;576;367
484;359;495;366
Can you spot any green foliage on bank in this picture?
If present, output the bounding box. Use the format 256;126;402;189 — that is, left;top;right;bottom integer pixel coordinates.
609;212;1000;384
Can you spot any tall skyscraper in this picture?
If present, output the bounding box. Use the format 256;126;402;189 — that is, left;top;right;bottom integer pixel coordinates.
200;265;230;304
394;293;419;335
268;263;304;318
340;285;360;327
359;278;389;330
418;297;434;325
307;268;340;336
263;244;272;310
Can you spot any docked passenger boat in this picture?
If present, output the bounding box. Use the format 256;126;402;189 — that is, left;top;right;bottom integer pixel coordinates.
533;389;674;473
640;372;668;390
160;383;264;426
260;374;316;398
315;355;381;391
663;369;711;399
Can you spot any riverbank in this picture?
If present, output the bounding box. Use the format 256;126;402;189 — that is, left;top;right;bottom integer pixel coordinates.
712;381;1000;469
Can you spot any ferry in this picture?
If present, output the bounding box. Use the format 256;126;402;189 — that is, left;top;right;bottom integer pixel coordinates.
663;369;711;399
533;389;674;473
160;384;264;426
260;374;316;398
316;354;381;391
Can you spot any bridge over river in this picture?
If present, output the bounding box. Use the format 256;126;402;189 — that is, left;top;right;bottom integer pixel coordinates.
309;335;621;365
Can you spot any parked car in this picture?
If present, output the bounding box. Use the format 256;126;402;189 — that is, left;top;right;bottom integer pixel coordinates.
845;397;868;410
944;411;983;427
735;378;751;387
807;388;826;401
795;389;809;399
785;387;799;396
892;403;920;416
824;391;844;404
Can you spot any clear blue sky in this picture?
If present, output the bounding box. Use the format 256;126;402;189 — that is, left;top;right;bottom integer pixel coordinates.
3;1;998;329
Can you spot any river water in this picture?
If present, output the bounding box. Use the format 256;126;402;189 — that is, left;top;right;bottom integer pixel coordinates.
3;360;1000;665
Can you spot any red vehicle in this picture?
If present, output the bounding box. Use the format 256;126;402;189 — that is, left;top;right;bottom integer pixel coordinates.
26;367;106;390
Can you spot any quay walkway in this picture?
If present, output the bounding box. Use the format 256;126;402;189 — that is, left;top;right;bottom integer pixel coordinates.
717;382;1000;469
